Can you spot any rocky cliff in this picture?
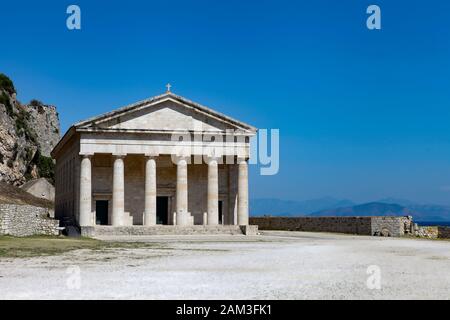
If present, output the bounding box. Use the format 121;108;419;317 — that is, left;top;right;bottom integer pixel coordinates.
0;74;60;186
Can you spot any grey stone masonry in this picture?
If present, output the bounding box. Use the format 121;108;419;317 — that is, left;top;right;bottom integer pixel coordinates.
416;226;438;239
250;216;412;237
81;225;258;237
371;216;413;237
250;216;373;235
438;226;450;239
0;204;60;237
250;216;450;239
414;226;450;239
239;225;258;236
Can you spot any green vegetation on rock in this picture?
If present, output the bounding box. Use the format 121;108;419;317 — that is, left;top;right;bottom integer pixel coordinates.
27;149;55;183
14;105;38;144
0;73;15;94
29;99;43;107
0;91;13;116
0;73;59;186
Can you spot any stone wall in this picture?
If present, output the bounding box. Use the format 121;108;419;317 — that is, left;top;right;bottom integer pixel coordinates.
371;216;413;237
54;134;80;226
0;204;59;236
416;226;438;239
414;226;450;239
250;216;411;237
438;226;450;239
250;216;372;235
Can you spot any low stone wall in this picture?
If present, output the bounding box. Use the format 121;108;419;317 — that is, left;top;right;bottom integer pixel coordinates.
416;226;439;239
250;216;372;235
438;226;450;239
0;204;60;237
250;216;411;237
414;226;450;239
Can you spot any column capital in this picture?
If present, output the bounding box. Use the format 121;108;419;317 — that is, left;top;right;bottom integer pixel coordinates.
205;156;220;165
174;155;189;165
237;157;248;164
112;153;127;159
144;153;158;159
79;153;94;158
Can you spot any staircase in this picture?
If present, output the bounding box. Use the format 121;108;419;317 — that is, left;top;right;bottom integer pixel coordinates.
81;225;258;237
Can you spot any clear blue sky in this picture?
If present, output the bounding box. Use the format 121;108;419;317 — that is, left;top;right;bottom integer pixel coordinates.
2;0;450;204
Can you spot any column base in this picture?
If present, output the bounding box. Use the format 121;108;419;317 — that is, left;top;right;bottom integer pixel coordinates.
112;211;133;227
143;212;157;226
239;225;258;236
176;211;193;226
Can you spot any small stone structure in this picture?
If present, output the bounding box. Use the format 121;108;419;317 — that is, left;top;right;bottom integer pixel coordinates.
0;204;59;236
371;216;414;237
20;178;55;202
250;216;414;237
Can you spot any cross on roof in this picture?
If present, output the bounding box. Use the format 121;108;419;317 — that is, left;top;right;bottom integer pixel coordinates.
166;83;172;93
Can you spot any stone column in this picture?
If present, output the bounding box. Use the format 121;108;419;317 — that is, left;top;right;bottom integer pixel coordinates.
144;156;157;226
207;157;219;225
112;154;125;226
237;158;249;225
176;157;190;225
228;163;238;225
79;154;93;226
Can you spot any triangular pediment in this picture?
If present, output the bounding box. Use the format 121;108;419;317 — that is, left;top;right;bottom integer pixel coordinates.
75;93;256;133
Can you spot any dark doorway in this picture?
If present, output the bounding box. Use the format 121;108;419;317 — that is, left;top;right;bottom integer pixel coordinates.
157;196;169;225
218;200;223;224
96;200;108;225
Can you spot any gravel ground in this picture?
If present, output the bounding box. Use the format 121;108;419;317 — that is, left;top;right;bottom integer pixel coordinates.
0;231;449;299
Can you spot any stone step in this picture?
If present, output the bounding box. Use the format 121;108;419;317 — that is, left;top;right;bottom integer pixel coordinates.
80;225;258;237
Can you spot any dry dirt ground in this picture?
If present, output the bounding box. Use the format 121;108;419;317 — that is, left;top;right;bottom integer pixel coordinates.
0;231;449;299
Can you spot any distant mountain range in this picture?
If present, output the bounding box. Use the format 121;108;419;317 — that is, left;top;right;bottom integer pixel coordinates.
250;197;450;221
311;202;412;217
250;197;355;216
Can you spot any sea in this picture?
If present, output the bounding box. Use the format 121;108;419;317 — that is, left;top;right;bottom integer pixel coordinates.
415;221;450;227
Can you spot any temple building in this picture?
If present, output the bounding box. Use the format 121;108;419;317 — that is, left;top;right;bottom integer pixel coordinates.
51;87;257;235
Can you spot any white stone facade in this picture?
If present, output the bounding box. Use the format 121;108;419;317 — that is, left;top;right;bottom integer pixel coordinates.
51;92;256;229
